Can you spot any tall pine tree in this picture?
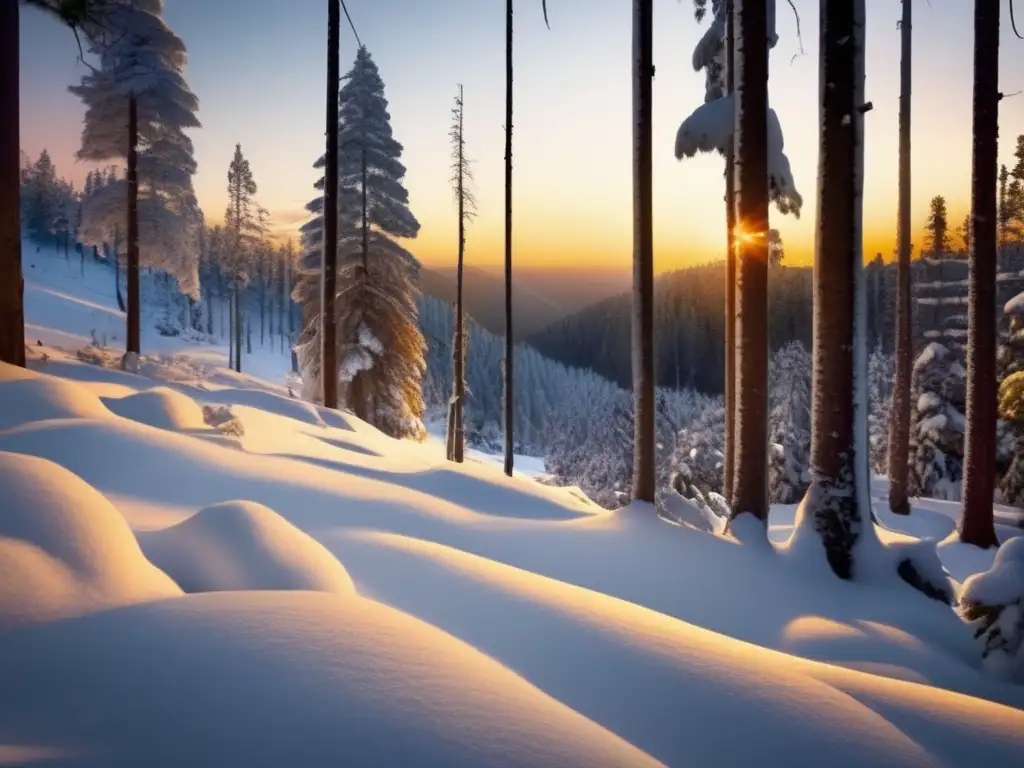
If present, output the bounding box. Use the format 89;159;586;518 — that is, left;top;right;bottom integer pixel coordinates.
447;84;475;463
295;47;426;440
70;0;201;357
224;144;260;373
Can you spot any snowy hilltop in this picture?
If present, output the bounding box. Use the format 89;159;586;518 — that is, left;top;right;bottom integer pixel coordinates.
1;239;1024;766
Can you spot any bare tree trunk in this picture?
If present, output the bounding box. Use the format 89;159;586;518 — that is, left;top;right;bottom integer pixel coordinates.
503;0;516;477
631;0;656;503
0;1;24;367
728;0;770;526
126;94;141;356
260;262;266;345
234;285;242;372
960;0;1000;549
723;0;737;504
450;84;467;464
228;289;234;369
113;239;125;312
246;317;251;355
321;0;340;407
801;0;869;578
888;0;913;515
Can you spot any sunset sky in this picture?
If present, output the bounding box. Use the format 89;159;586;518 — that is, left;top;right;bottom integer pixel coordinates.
19;0;1024;274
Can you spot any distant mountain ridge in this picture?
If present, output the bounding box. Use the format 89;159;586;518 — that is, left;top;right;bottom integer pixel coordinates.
419;265;629;338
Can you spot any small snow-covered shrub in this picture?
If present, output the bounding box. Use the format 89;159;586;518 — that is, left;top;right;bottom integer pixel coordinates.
959;538;1024;683
203;405;245;438
908;343;965;501
667;398;725;516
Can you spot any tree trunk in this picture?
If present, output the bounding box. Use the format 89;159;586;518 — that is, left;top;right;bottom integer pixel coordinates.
724;0;737;505
246;317;251;354
728;0;770;527
800;0;869;579
234;285;242;372
361;147;369;279
888;0;913;515
260;270;266;346
960;0;1000;549
321;4;340;406
450;85;467;464
631;0;656;503
125;94;141;356
113;241;125;312
503;0;516;478
0;1;23;367
228;289;234;369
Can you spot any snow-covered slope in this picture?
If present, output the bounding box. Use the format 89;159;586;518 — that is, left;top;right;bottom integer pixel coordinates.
3;241;1024;765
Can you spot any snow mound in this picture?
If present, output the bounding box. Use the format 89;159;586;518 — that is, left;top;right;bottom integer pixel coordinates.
0;375;111;431
103;386;207;431
0;591;657;766
960;538;1024;682
140;500;355;594
962;537;1024;607
0;452;181;629
0;360;43;383
341;530;1024;767
1005;291;1024;317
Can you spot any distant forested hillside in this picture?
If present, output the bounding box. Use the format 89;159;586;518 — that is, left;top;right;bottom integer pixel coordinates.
525;263;815;395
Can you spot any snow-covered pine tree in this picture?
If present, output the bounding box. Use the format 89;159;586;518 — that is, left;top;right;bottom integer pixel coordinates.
768;341;810;504
295;47;426;440
908;342;966;501
69;0;201;355
868;346;895;475
223;144;261;373
22;150;59;243
676;0;803;217
447;83;475;463
680;0;801;523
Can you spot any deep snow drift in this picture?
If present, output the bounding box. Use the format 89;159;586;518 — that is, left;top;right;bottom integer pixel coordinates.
140;500;356;594
3;242;1024;765
0;451;181;630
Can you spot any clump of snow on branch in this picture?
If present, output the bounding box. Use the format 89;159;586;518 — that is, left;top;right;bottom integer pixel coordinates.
674;96;803;217
675;0;801;217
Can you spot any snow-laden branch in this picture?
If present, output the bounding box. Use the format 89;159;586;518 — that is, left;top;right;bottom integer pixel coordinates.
673;95;803;217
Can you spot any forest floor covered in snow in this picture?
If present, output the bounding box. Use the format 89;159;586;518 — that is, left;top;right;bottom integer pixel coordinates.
2;244;1024;766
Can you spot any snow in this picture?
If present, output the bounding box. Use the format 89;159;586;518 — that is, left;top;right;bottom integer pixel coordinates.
138;500;356;594
5;241;1024;764
102;385;208;431
0;374;112;431
673;95;803;216
962;537;1024;606
0;591;655;767
1006;290;1024;317
0;452;181;630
